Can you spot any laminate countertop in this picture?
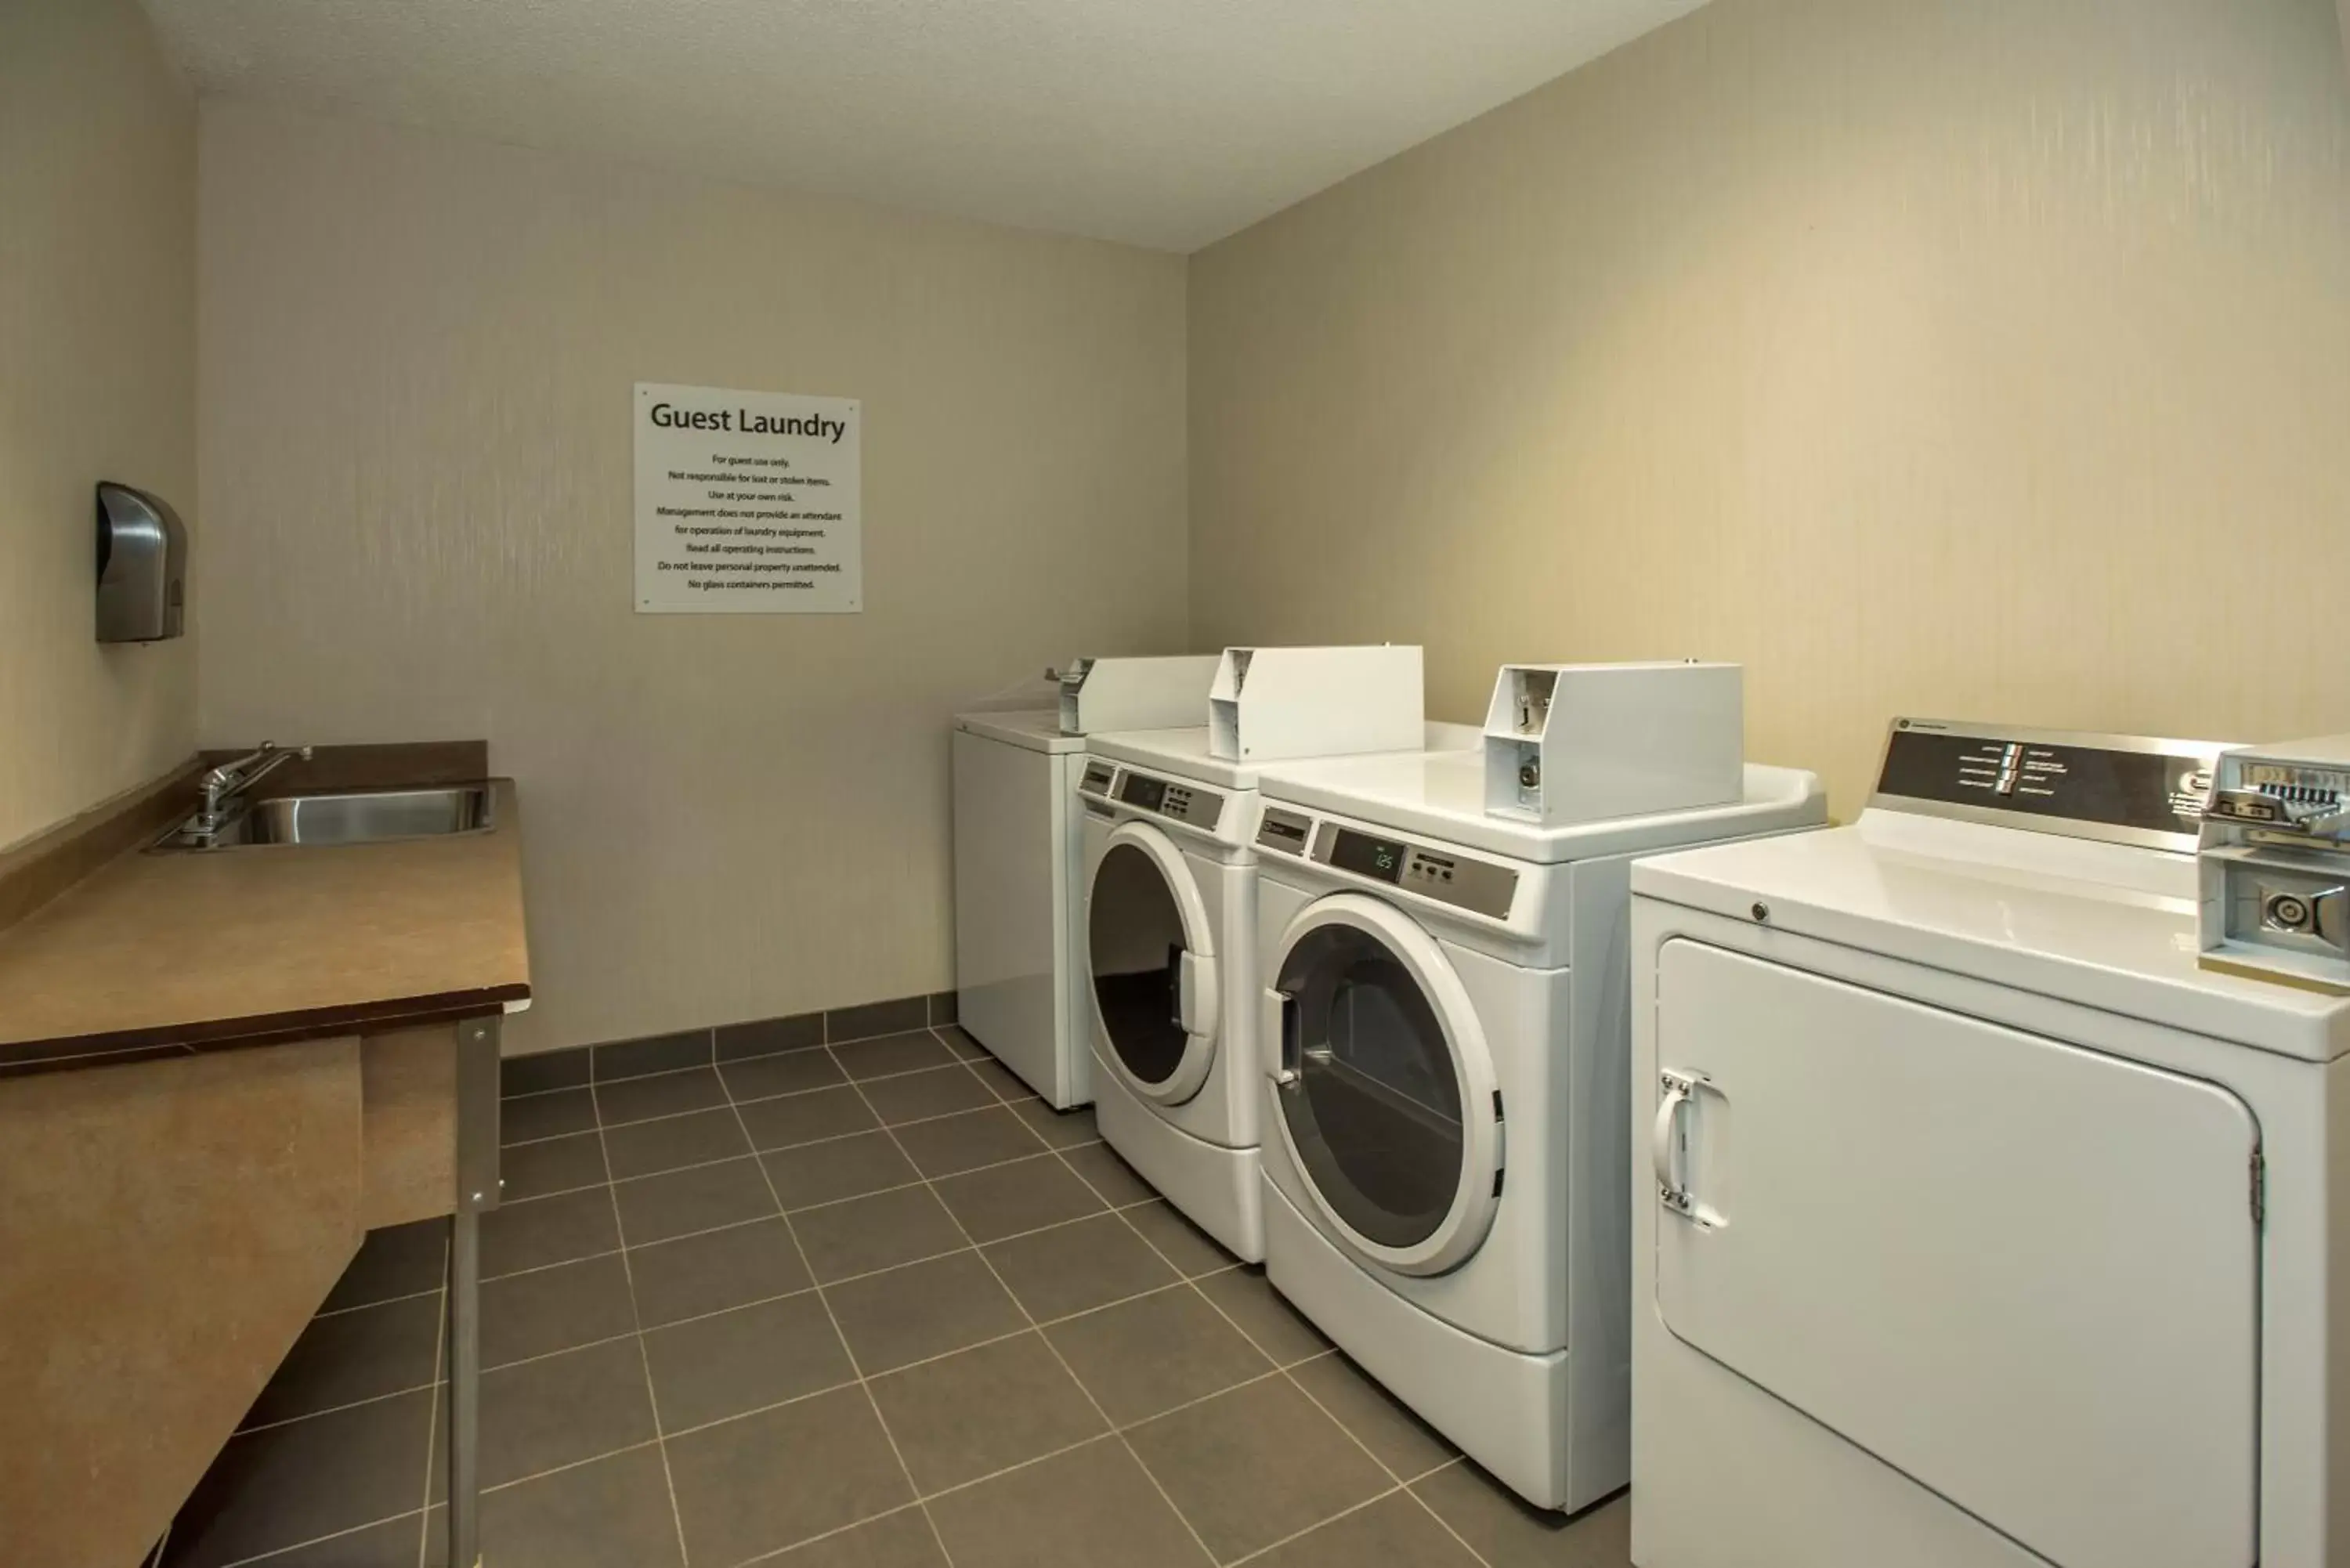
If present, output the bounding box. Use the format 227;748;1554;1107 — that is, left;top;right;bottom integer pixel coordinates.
0;779;530;1065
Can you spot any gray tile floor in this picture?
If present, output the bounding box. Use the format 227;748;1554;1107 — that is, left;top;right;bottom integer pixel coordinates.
157;1025;1628;1568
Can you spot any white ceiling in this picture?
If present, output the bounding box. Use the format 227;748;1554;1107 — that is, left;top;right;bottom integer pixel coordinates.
139;0;1708;251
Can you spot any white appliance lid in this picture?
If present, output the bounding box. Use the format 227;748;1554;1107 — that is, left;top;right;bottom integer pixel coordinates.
1086;726;1252;787
1632;812;2350;1062
955;709;1084;753
1255;750;1826;865
1090;721;1482;791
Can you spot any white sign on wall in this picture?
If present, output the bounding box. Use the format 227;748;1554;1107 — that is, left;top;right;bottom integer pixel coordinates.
633;382;862;613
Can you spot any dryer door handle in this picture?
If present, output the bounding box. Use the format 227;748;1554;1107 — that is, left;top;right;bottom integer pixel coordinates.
1654;1069;1712;1226
1175;950;1218;1038
1270;989;1300;1086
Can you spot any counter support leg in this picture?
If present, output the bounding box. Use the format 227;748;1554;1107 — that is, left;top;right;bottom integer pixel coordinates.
448;1016;501;1568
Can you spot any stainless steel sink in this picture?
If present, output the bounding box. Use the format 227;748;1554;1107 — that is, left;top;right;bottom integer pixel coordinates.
154;786;495;851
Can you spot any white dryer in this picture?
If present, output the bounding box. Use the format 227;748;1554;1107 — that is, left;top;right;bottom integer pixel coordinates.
955;711;1090;1107
1629;719;2350;1568
1249;748;1824;1513
1080;723;1480;1262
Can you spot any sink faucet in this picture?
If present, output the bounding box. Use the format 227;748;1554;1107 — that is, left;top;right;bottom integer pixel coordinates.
194;742;313;833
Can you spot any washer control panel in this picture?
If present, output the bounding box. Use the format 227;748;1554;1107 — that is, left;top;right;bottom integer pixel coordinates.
1101;766;1225;829
1308;822;1517;919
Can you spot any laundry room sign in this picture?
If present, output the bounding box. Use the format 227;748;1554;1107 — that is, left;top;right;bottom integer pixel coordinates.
633;382;862;613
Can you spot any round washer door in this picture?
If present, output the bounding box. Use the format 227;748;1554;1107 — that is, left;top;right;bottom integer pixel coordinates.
1265;894;1502;1277
1088;821;1220;1104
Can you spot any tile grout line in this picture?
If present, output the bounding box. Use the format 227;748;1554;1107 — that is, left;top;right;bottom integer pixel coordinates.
477;1436;662;1498
233;1378;443;1436
1221;1481;1410;1567
479;1241;632;1285
501;1003;942;1097
313;1282;446;1319
725;1498;932;1568
837;1068;1221;1568
1089;1177;1499;1568
711;1039;967;1568
504;1059;1050;1151
501;1089;1065;1160
473;1169;1144;1292
497;1009;969;1107
482;1326;638;1377
494;1118;1086;1236
615;1125;1084;1204
589;1079;696;1567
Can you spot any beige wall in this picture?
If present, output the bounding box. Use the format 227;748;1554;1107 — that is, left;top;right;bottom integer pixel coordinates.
1191;0;2350;816
198;102;1189;1052
0;0;197;849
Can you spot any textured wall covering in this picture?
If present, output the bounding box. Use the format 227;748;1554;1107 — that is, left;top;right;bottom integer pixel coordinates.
197;103;1189;1052
1191;0;2350;815
0;0;197;850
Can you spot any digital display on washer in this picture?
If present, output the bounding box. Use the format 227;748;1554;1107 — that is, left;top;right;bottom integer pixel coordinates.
1329;828;1408;885
1875;726;2216;837
1117;772;1168;812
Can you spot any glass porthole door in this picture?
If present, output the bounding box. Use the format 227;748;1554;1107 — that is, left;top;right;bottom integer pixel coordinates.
1267;894;1502;1275
1088;823;1219;1104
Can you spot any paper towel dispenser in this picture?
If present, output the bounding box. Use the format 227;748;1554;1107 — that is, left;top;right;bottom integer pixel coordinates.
95;482;186;642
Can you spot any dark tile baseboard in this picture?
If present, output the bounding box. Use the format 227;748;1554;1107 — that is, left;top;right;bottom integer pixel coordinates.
501;990;962;1096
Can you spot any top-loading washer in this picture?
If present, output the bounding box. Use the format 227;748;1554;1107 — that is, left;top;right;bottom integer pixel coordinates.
1627;717;2350;1568
952;655;1218;1107
1248;730;1824;1515
1080;721;1480;1261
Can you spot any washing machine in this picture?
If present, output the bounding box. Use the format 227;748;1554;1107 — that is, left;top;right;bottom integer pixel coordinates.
1079;722;1480;1261
1629;718;2350;1568
1249;746;1825;1512
953;656;1218;1107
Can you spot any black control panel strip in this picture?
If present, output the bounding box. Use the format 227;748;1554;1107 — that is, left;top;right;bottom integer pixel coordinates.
1100;766;1226;830
1868;719;2229;852
1304;822;1519;920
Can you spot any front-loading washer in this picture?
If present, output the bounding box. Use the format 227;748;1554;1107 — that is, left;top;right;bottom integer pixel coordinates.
1248;747;1824;1513
1079;723;1479;1262
1629;718;2350;1568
